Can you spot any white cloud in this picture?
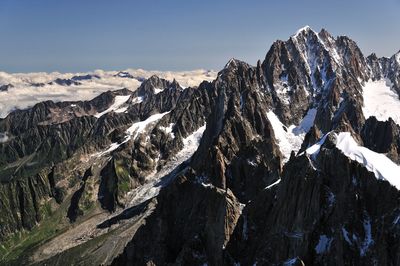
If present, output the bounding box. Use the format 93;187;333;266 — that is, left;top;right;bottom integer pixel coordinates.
0;69;217;118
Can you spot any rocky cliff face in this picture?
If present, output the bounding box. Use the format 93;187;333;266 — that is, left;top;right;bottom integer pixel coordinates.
226;135;400;265
1;27;400;266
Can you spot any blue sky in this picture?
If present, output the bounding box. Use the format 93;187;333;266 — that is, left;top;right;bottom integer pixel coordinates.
1;0;399;73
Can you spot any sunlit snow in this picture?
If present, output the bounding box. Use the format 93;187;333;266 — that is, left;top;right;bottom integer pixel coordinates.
131;96;144;104
153;87;164;94
93;111;170;157
292;25;312;37
362;79;400;125
336;132;400;190
159;123;175;139
126;112;170;140
267;108;317;162
94;95;131;118
264;178;281;190
126;124;206;207
305;133;329;157
0;132;9;143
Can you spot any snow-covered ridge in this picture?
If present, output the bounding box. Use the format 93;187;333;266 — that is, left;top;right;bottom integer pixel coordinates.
305;133;329;158
336;132;400;190
362;79;400;125
305;131;400;190
0;69;217;118
292;25;313;37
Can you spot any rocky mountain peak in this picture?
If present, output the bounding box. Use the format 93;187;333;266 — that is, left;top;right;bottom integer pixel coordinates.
223;58;243;69
291;25;314;37
318;27;334;40
136;75;181;97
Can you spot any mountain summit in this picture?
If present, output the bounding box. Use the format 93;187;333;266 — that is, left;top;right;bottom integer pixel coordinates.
1;27;400;265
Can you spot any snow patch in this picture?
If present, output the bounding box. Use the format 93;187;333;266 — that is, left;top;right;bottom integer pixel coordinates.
0;132;9;143
393;213;400;225
131;96;144;104
94;142;122;157
159;123;175;139
127;123;206;207
126;112;170;140
336;132;400;190
247;159;257;167
176;124;206;161
94;95;131;118
283;258;300;266
195;175;212;188
153;87;164;94
264;179;281;190
315;235;333;254
327;190;335;207
342;227;352;245
93;112;169;157
360;216;374;256
240;94;244;111
362;79;400;125
305;133;329;157
267;108;317;162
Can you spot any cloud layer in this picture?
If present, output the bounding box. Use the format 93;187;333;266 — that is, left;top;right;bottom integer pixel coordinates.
0;69;217;118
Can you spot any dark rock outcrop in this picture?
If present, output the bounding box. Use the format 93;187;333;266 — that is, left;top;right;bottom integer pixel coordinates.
0;83;13;92
226;136;400;265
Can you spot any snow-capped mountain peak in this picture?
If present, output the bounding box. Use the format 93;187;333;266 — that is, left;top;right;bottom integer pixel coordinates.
292;25;314;37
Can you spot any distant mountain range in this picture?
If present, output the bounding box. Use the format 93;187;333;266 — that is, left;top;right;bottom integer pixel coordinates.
1;26;400;265
0;69;217;118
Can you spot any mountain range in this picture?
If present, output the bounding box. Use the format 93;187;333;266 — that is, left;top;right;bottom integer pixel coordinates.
0;26;400;265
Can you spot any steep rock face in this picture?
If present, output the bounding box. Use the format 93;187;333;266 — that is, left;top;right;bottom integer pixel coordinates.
98;157;134;212
112;169;241;266
0;168;53;240
361;117;400;163
367;51;400;96
112;60;283;265
366;53;389;81
0;115;97;182
67;167;94;222
226;135;400;265
261;27;368;129
190;59;281;203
